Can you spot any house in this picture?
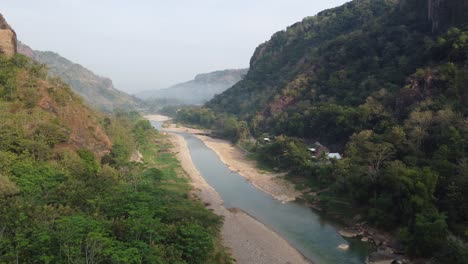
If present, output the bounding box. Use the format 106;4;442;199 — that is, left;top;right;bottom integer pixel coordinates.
263;137;271;142
327;153;342;160
308;142;329;158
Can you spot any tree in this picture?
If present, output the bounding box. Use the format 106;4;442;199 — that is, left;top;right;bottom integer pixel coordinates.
404;110;433;149
236;121;250;141
346;130;395;185
55;216;111;264
175;223;214;264
0;174;19;198
401;211;448;257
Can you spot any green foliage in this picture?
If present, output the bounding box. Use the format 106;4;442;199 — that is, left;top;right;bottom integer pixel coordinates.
176;107;216;127
175;223;215;264
400;211;448;257
0;55;227;263
102;143;131;167
33;123;69;147
77;149;99;175
176;106;251;142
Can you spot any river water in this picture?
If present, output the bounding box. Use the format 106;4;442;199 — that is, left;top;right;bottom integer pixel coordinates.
151;121;371;264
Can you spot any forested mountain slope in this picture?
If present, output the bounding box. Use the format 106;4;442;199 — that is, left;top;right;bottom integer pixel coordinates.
208;0;467;136
18;42;142;112
195;0;468;261
137;68;247;105
0;15;229;263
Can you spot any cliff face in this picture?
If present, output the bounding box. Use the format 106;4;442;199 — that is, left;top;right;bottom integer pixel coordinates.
0;14;17;57
428;0;468;32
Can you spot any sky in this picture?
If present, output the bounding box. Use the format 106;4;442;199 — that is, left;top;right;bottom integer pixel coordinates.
2;0;349;94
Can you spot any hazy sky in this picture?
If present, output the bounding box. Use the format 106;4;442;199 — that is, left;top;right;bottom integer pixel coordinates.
2;0;348;93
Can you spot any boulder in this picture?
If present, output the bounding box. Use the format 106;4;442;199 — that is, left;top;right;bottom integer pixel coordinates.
339;229;359;238
338;244;349;250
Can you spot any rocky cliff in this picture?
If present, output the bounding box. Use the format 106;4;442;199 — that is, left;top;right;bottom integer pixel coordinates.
0;14;17;57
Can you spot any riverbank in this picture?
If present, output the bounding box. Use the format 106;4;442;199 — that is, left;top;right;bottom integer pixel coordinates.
145;115;410;264
144;114;172;122
157;122;301;203
145;115;311;263
167;132;311;264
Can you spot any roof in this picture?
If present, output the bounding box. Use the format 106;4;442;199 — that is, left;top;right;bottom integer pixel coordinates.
327;153;342;159
308;148;316;152
314;141;324;147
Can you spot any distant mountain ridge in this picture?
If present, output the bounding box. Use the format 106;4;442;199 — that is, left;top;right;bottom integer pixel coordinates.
17;42;142;112
137;68;248;105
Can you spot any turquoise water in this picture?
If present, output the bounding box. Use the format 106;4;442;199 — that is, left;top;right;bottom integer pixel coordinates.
151;121;371;264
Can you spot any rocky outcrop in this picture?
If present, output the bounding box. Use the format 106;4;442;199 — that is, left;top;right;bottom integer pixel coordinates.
428;0;443;32
428;0;468;32
0;14;17;57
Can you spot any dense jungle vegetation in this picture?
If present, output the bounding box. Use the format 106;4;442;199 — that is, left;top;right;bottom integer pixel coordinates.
0;54;231;263
175;0;468;262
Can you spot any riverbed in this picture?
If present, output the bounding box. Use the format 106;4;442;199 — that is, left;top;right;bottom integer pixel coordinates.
150;119;372;264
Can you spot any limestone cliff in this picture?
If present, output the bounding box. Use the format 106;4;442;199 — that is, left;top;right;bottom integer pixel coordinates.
0;14;17;57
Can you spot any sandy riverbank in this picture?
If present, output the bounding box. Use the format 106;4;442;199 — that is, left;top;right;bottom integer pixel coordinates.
157;121;301;203
168;132;310;264
144;114;172;122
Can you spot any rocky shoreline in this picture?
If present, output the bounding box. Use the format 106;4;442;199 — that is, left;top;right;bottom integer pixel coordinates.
338;226;409;264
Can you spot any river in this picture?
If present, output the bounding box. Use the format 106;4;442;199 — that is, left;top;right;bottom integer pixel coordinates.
151;121;372;264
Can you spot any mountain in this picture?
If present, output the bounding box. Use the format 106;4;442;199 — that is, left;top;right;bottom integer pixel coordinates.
17;42;142;112
186;0;468;260
137;68;248;105
207;0;468;132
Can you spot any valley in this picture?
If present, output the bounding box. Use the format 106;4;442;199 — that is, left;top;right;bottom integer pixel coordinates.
1;0;468;263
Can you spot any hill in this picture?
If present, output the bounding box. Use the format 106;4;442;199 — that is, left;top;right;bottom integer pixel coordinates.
206;0;468;146
208;0;467;118
18;42;142;112
180;0;468;261
137;68;247;105
0;14;229;263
